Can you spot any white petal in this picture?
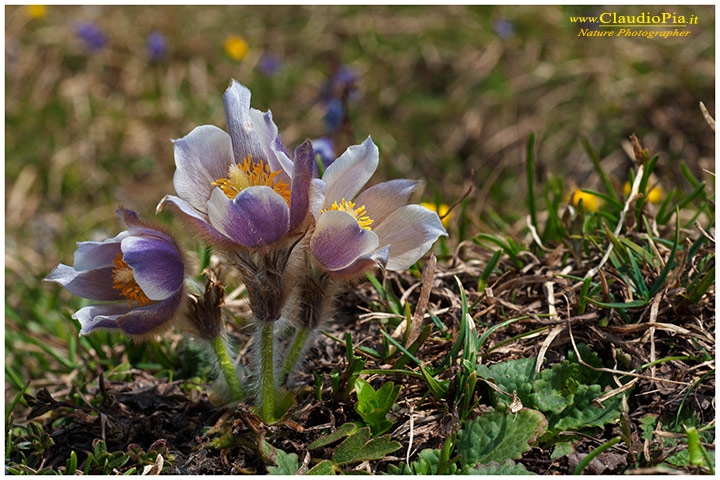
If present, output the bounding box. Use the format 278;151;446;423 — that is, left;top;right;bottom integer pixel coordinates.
173;125;234;211
373;204;448;271
355;179;418;226
322;137;378;208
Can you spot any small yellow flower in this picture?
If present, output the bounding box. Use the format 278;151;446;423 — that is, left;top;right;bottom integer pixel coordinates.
421;202;452;227
624;181;663;204
224;35;249;61
567;190;600;212
26;5;47;19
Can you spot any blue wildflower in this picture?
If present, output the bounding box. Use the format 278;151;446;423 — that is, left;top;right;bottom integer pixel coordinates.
311;137;335;174
258;53;282;76
493;18;514;38
324;98;345;132
75;22;106;51
147;32;168;61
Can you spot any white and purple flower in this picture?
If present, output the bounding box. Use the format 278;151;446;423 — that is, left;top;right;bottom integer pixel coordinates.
45;208;185;338
157;80;314;251
308;137;447;277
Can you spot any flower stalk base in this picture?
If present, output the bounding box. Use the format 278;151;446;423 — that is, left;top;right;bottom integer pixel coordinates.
209;335;245;402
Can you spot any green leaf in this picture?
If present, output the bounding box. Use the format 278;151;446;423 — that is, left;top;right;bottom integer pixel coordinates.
386;449;459;475
639;414;659;441
550;442;574;460
530;362;580;413
464;459;535;475
332;427;402;466
566;343;605;385
267;448;299;475
308;422;360;450
544;384;623;432
456;408;547;466
476;357;536;407
354;379;401;436
306;460;334;475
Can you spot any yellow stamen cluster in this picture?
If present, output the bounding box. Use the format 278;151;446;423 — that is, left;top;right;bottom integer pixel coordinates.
112;253;151;306
323;198;374;230
213;156;291;205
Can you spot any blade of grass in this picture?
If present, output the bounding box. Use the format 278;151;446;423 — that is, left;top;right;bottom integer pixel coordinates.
381;330;448;398
648;210;680;297
581;138;619;203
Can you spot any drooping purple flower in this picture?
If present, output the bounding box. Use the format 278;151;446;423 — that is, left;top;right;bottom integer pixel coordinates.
75;21;106;51
257;53;282;76
308;137;447;277
45;208;185;338
157;79;314;251
492;18;514;38
147;32;168;62
311;137;335;174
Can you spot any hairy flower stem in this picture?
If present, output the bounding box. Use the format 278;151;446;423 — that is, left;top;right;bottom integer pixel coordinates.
280;325;312;384
259;321;276;422
209;335;245;402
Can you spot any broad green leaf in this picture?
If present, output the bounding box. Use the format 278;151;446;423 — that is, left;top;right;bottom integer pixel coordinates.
566;343;604;385
385;449;459;475
639;414;659;441
550;442;574;459
267;449;299;475
332;427;402;466
456;408;547;466
544;384;623;432
306;460;334;475
464;459;535;475
354;379;401;435
531;362;580;413
308;422;360;450
476;357;536;407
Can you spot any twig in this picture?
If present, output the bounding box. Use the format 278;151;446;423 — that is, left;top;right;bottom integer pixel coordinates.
582;163;644;282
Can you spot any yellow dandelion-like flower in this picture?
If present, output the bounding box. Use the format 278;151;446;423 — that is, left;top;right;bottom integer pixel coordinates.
567;190;600;212
420;202;452;227
624;181;663;204
26;5;47;19
224;35;249;61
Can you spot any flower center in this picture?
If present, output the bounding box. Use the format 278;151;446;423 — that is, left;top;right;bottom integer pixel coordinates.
112;253;151;306
323;198;374;230
212;156;291;205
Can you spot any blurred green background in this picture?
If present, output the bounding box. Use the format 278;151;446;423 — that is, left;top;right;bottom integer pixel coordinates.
5;5;715;397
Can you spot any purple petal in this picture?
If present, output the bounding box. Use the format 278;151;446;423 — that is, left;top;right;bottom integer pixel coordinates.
71;233;127;271
172;125;234;212
310;210;379;271
72;303;132;335
207;187;289;248
45;264;125;301
322;136;378;208
223;79;268;166
121;235;184;301
331;244;390;277
114;290;184;336
373;204;448;271
354;179;418;226
116;208;176;245
288;139;314;231
156;195;240;249
72;291;183;337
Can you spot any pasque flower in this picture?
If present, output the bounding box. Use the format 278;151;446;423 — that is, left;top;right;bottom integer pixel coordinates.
45;208;185;338
309;137;447;277
158;79;314;251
